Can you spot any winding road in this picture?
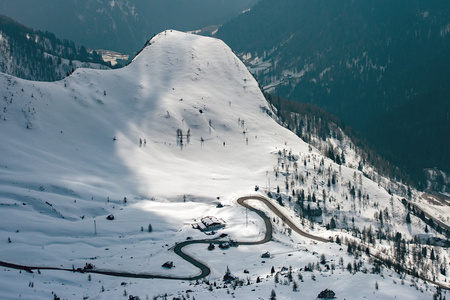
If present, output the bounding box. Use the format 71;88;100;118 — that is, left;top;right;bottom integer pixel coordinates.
2;194;449;291
419;193;450;234
0;194;327;281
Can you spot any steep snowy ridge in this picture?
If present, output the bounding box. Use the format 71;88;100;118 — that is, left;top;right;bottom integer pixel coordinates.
1;30;287;202
0;31;447;299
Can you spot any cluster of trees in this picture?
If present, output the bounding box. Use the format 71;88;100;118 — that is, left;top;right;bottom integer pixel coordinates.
264;92;416;188
268;141;449;287
330;224;449;285
0;14;114;81
1;0;259;54
323;186;449;282
218;0;450;189
401;198;450;238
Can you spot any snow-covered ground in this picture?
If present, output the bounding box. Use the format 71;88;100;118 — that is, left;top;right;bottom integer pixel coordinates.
95;49;129;66
0;30;447;299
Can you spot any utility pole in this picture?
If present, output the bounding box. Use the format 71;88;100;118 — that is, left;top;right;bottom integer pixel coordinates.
94;220;97;235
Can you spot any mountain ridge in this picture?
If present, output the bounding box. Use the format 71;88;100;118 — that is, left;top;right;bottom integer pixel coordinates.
216;0;450;188
0;14;114;81
0;0;259;54
0;29;282;201
0;30;448;300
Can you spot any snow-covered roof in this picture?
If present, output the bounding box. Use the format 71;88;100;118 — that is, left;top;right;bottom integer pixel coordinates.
201;216;224;227
197;222;206;231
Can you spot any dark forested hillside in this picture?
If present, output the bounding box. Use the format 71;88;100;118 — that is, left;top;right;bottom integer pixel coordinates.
0;0;259;54
265;93;415;187
0;14;112;81
217;0;450;189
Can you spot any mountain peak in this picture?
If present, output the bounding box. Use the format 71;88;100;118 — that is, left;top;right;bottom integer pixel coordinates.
0;30;281;200
130;30;255;89
0;29;448;300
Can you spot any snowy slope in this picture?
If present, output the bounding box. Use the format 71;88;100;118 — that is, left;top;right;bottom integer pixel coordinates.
1;29;303;203
0;30;446;299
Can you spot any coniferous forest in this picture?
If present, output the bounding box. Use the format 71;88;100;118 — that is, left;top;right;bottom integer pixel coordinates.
0;14;113;81
217;0;450;190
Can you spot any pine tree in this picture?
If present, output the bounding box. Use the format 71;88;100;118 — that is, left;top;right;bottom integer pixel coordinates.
288;265;293;282
430;249;436;260
270;289;277;300
226;266;231;275
428;218;435;229
329;217;336;229
347;262;352;273
293;281;298;292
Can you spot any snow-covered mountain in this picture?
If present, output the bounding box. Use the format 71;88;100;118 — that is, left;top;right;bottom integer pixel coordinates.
0;29;286;201
216;0;450;190
0;30;448;299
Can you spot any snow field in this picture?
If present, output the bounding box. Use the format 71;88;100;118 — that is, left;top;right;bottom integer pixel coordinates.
0;30;447;299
